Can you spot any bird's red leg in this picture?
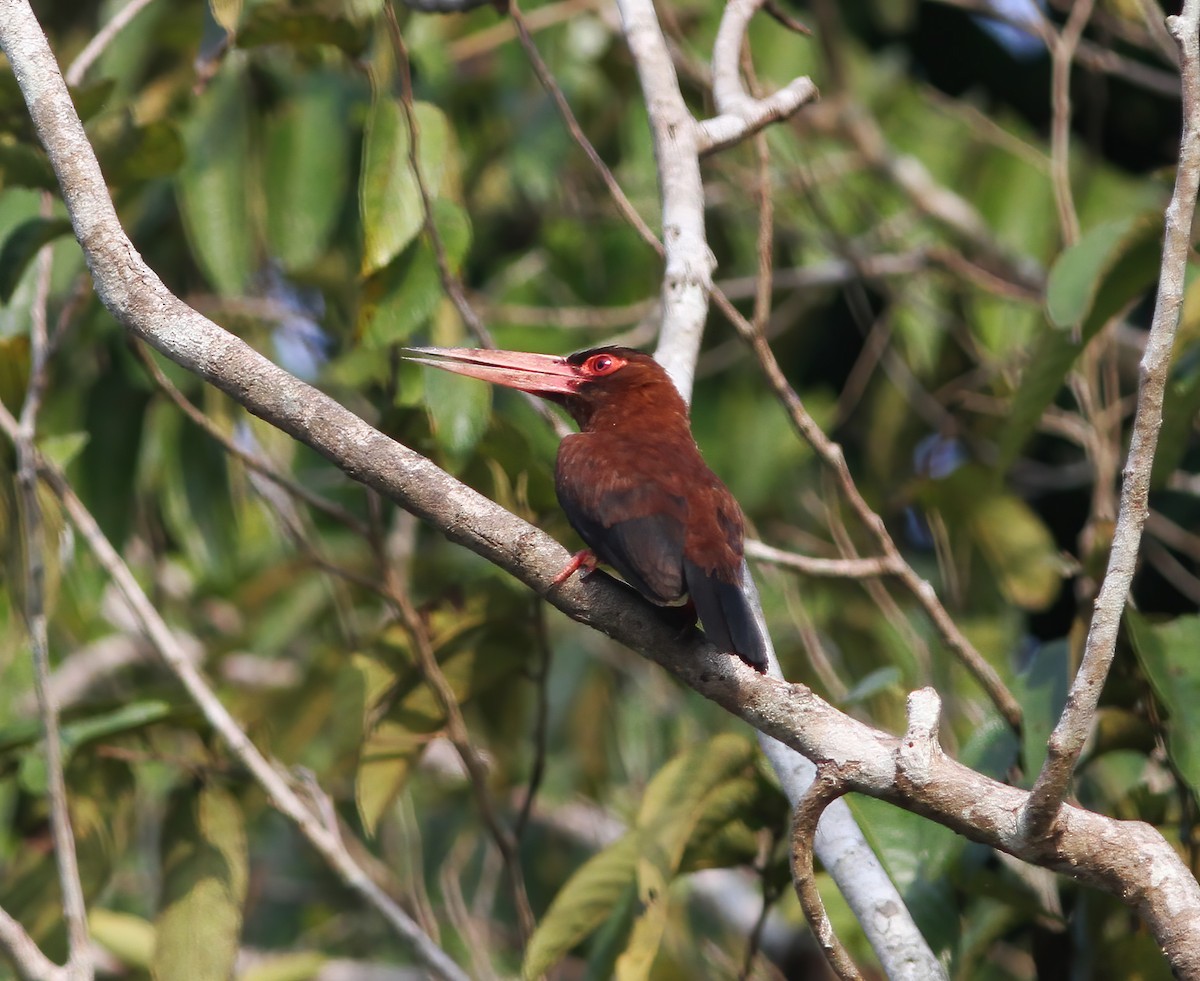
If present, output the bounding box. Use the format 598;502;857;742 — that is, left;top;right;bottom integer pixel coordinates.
553;549;598;585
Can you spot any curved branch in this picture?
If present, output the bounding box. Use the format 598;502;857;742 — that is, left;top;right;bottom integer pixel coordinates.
1024;0;1200;841
698;0;818;154
789;769;859;981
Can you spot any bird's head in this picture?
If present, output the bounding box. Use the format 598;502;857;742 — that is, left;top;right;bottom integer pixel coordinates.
403;345;687;431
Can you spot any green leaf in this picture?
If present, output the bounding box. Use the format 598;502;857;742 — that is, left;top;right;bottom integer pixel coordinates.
1128;612;1200;791
354;606;526;832
153;784;249;981
240;952;330;981
422;356;493;459
70;78;117;124
523;836;640;980
1045;217;1141;331
616;856;668;981
356;720;428;837
80;358;150;548
209;0;241;32
969;492;1064;611
18;702;173;795
95;119;185;186
523;735;757;980
176;60;256;295
61;700;173;755
38;431;89;469
633;732;756;869
361;200;471;347
0;336;30;415
236;8;370;57
1001;215;1164;466
1011;640;1069;778
0;140;55;190
263;75;354;271
90;909;155;970
0;217;72;303
849;795;964;957
360;98;453;275
1152;360;1200;487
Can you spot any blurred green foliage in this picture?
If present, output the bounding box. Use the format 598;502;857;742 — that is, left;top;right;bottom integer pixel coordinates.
0;0;1197;978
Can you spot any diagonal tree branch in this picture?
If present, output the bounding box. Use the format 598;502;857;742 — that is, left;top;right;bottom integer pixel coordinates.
1023;0;1200;841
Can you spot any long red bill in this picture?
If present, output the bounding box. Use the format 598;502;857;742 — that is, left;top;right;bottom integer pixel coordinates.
402;346;583;396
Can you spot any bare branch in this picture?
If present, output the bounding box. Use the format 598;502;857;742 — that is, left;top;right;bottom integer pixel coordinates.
698;0;818;154
611;3;945;974
7;416;92;981
616;0;712;395
1049;0;1094;247
1023;0;1200;840
745;539;900;578
789;768;859;981
510;0;662;254
13;0;1200;973
0;909;65;981
64;0;159;86
2;142;91;981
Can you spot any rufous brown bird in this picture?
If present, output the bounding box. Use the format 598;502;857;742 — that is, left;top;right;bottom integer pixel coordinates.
405;345;767;671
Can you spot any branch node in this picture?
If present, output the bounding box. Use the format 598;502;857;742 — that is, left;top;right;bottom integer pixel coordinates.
697;0;818;154
896;688;942;789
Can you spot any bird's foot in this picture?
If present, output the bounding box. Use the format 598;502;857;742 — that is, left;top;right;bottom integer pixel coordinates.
552;549;598;586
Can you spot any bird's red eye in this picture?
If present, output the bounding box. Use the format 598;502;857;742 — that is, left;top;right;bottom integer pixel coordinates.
586;354;622;376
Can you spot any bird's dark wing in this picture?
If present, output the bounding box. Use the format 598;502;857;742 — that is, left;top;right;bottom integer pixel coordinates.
683;558;767;672
556;478;688;604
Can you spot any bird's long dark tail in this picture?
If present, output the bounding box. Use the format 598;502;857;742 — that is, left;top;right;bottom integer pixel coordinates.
684;559;769;672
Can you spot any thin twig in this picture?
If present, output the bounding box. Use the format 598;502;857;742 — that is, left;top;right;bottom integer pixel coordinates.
1024;0;1200;839
931;0;1181;99
377;565;538;942
698;0;817;154
439;835;503;981
616;0;712;394
1049;0;1094;247
7;0;1200;965
4;187;91;981
386;9;492;346
64;0;159;86
515;601;553;840
388;11;571;439
509;0;662;253
745;539;900;579
715;290;1023;728
789;767;860;981
19;447;471;981
0;908;64;981
130;341;370;537
749;68;775;334
448;0;600;63
738;842;785;981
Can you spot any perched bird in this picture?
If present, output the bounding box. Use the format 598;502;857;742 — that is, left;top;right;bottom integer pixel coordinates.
405;345;767;672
